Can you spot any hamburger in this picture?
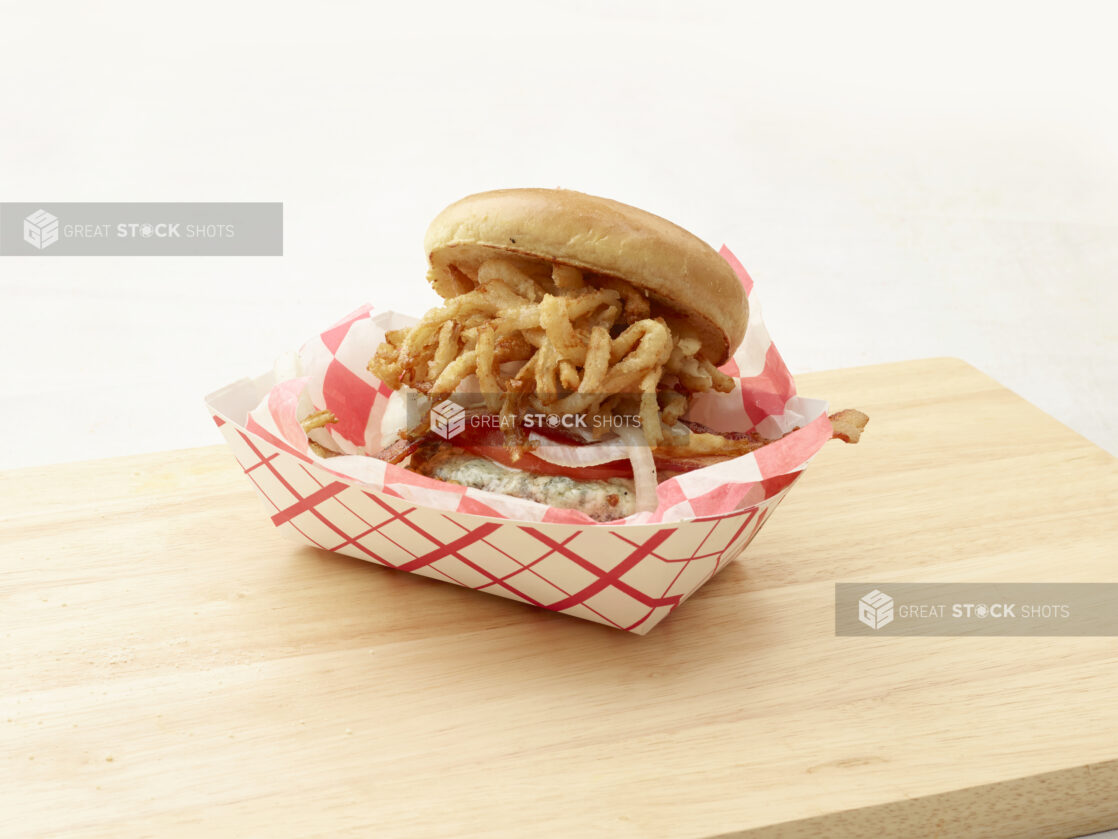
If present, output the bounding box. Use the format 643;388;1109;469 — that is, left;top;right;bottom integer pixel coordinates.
304;188;867;521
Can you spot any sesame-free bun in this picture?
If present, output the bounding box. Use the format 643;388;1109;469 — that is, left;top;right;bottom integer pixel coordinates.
423;188;747;365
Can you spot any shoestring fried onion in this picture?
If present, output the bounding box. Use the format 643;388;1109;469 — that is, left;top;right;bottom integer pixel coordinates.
368;258;738;446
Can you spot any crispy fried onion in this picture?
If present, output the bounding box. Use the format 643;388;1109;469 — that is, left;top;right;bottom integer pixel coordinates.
299;410;340;459
368;258;737;449
299;409;337;432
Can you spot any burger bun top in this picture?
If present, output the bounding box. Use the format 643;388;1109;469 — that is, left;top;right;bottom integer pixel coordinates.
423;188;748;365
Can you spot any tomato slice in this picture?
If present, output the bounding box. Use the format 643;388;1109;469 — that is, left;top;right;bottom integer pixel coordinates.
458;443;635;481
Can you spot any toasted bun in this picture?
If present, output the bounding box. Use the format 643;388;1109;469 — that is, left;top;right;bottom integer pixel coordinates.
424;188;747;365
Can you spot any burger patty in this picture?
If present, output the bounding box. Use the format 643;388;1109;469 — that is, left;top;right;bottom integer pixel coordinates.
410;443;636;522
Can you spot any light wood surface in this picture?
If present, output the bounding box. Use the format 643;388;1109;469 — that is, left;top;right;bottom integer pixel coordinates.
3;358;1117;839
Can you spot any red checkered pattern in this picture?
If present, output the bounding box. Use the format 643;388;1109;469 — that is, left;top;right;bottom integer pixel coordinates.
211;411;799;633
205;246;826;632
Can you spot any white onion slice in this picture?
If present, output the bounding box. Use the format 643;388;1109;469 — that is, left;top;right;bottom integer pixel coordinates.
615;425;659;513
528;433;630;467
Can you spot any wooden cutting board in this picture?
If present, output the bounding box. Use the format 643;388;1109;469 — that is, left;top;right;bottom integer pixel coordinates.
3;358;1117;839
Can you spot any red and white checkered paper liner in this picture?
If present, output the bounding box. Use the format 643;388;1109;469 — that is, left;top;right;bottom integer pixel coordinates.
205;247;831;633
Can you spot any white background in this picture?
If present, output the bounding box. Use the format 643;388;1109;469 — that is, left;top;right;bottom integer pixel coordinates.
1;2;1116;835
1;2;1115;471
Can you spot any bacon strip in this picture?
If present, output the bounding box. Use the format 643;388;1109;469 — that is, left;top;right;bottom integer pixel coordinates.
373;436;427;465
679;418;765;443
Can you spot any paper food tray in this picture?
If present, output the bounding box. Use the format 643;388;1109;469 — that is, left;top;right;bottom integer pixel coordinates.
205;248;831;634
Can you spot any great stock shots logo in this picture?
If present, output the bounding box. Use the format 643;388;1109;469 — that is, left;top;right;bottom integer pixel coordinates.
0;203;282;255
430;399;467;440
420;398;644;441
837;583;1118;636
23;209;59;250
858;589;894;630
